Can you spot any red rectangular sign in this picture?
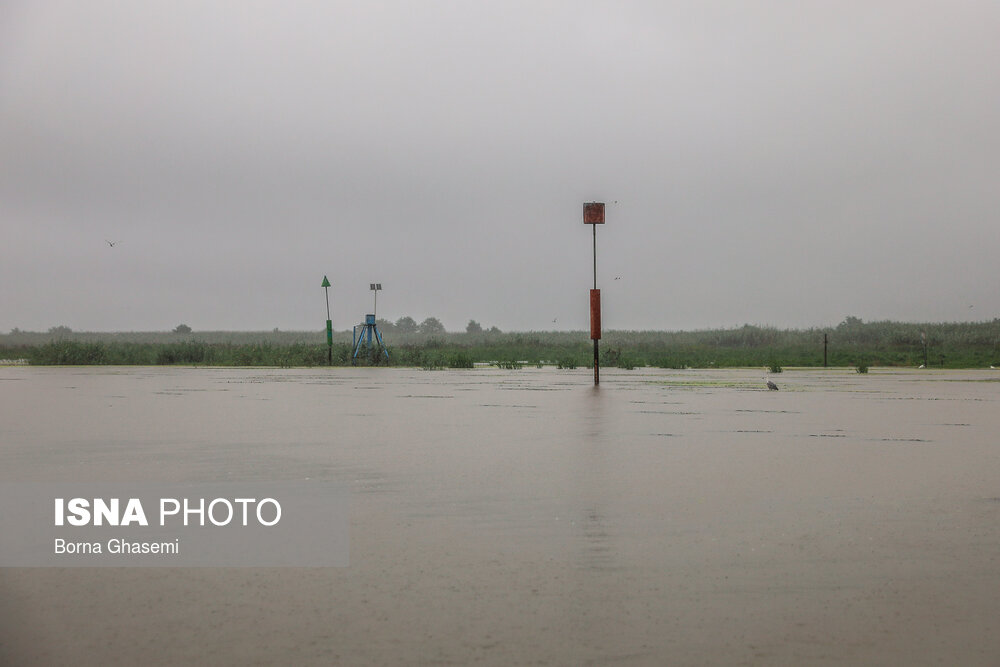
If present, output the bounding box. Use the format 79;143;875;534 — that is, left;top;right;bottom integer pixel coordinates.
590;289;601;340
583;202;605;224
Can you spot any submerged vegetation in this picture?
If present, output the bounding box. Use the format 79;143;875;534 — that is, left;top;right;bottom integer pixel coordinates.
2;318;999;369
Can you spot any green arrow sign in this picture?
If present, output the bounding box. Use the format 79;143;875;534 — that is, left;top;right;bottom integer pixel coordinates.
321;276;331;288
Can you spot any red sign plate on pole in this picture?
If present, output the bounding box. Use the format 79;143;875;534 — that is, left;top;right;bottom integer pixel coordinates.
590;289;601;340
583;202;605;224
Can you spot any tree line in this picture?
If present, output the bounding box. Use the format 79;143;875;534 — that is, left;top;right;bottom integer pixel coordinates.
372;317;501;335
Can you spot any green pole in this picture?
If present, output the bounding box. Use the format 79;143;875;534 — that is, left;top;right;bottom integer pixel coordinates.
322;276;332;366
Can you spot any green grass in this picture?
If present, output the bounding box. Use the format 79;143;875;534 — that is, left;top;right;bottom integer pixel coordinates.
1;340;346;367
2;319;999;368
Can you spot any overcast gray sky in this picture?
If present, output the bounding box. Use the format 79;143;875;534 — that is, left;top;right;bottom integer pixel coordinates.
2;1;997;333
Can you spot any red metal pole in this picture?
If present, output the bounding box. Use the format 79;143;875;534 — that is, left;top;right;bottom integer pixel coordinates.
593;223;599;385
591;288;601;385
583;202;605;386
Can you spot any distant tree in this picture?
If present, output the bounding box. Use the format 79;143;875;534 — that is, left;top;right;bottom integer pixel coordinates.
10;328;20;335
487;326;502;334
466;320;483;334
376;318;396;332
419;317;445;335
48;325;72;336
173;324;192;334
395;316;418;334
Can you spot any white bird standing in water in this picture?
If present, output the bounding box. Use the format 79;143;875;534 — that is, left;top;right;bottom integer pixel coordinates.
763;371;778;390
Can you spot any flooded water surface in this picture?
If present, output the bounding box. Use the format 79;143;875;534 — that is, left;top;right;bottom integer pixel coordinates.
2;366;999;665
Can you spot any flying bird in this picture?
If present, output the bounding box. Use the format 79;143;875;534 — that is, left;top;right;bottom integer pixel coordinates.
614;276;622;280
105;240;118;247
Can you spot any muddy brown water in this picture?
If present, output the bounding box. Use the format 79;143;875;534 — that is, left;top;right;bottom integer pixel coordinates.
1;366;999;665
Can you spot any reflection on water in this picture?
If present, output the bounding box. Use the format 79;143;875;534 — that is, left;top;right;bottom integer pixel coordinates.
573;385;617;571
2;366;1000;665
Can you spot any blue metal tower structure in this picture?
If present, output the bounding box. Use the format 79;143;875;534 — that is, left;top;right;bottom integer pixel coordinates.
352;283;389;364
352;314;389;363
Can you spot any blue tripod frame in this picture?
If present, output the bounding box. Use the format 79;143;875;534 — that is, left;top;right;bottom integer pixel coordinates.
352;314;389;364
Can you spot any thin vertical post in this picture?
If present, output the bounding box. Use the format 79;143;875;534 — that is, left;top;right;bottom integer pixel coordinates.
322;275;333;366
823;333;828;368
326;289;332;367
593;223;599;385
583;202;604;387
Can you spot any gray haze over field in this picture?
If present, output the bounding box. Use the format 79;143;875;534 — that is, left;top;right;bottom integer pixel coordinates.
2;1;998;333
